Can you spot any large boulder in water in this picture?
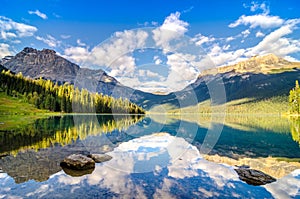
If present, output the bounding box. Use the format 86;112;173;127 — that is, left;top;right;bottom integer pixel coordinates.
234;167;276;186
60;154;95;170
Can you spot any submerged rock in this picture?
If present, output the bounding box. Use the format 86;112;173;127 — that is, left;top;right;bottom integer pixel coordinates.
61;166;94;177
234;167;276;186
60;154;95;170
87;154;112;163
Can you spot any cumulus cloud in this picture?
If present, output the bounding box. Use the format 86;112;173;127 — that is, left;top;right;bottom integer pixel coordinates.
89;29;148;69
207;44;246;66
63;46;90;64
36;35;61;47
0;43;13;58
152;12;189;49
241;29;250;38
229;14;284;29
28;10;48;20
0;16;37;38
255;31;265;37
192;34;215;46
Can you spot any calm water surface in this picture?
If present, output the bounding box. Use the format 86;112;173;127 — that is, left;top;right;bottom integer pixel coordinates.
0;114;300;198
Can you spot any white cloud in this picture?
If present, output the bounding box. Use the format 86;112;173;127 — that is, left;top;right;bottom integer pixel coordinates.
226;36;235;42
242;29;250;38
0;43;13;58
0;16;37;38
36;35;61;47
223;44;230;51
138;69;162;78
89;29;148;70
255;31;265;37
28;10;48;20
63;46;90;64
192;34;215;46
165;53;199;90
160;12;188;34
0;31;17;40
229;14;284;29
245;19;300;57
76;39;86;47
208;46;246;66
152;12;189;49
249;2;269;14
153;56;162;65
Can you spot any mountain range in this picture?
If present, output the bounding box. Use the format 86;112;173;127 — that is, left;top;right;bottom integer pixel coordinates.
1;47;300;110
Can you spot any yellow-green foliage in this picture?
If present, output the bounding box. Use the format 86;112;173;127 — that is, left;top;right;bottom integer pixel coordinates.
0;115;142;156
0;70;144;114
289;80;300;114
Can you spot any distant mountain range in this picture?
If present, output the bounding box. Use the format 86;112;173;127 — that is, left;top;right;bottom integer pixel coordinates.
1;47;300;110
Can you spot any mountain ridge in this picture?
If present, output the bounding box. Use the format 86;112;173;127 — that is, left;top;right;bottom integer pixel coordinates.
199;53;299;78
0;47;156;106
2;47;300;110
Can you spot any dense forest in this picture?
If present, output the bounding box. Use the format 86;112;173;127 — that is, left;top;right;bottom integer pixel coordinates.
0;70;144;114
289;80;300;115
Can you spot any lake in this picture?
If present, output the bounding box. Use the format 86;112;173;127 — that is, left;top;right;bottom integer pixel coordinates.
0;114;300;198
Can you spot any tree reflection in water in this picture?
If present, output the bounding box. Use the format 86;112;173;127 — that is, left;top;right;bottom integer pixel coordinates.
0;114;143;156
290;116;300;145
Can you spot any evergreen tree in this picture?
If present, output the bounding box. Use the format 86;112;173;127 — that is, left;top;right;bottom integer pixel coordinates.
289;80;300;114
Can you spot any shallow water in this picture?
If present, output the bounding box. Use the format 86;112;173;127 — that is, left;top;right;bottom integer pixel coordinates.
0;114;300;198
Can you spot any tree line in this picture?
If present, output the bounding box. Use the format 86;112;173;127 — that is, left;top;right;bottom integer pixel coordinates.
289;80;300;115
0;70;145;114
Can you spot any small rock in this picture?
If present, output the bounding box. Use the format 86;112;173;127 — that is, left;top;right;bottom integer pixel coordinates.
60;154;95;170
235;167;276;186
0;153;9;159
62;167;94;177
87;154;112;163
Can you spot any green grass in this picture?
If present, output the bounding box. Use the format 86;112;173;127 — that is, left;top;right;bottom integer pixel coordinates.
168;95;289;115
0;92;59;130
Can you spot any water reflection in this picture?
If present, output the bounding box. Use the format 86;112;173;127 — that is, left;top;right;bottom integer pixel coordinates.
1;133;299;198
290;117;300;145
0;114;142;156
1;114;300;198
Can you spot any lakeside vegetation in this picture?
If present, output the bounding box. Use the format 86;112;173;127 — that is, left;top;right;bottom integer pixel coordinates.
165;95;288;115
0;114;143;156
0;92;59;130
0;70;144;115
289;80;300;115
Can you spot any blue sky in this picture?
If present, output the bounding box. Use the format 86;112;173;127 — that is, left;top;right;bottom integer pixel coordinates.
1;0;300;92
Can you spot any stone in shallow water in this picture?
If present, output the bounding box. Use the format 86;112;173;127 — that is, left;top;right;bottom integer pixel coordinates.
234;167;276;186
61;166;94;177
60;154;95;170
87;154;112;163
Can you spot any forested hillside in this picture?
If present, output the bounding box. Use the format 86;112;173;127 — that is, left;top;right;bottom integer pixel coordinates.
0;70;144;114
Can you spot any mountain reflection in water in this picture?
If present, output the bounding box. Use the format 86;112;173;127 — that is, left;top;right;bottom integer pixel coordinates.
0;114;300;198
0;133;299;198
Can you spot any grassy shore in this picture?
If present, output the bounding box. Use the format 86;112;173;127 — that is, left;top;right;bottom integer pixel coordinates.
167;96;288;115
0;92;60;130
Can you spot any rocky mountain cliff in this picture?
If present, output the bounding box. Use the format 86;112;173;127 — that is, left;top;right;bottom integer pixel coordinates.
199;54;297;77
0;47;155;105
1;47;81;84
